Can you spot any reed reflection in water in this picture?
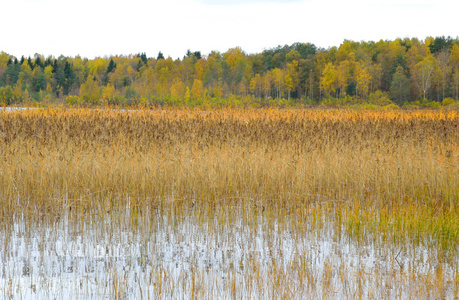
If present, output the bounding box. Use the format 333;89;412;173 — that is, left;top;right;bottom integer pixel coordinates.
1;204;457;299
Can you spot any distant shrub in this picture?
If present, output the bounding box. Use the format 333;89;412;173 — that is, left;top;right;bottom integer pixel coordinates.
417;98;441;108
321;96;340;106
383;103;399;110
65;95;82;106
404;100;420;108
368;91;393;106
0;86;14;105
442;97;455;106
426;101;441;108
404;98;442;109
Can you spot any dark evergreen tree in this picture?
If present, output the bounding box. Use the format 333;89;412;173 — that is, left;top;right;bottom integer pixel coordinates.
55;61;65;92
293;42;317;59
391;55;409;75
157;51;165;60
346;81;356;96
185;50;201;60
5;63;20;85
429;36;453;54
27;57;33;69
35;56;43;69
262;45;295;70
136;60;143;71
33;69;47;92
53;59;58;73
63;61;75;95
107;59;116;73
138;52;147;64
44;57;52;67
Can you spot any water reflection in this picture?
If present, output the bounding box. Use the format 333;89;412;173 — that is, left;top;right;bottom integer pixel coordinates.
0;209;457;299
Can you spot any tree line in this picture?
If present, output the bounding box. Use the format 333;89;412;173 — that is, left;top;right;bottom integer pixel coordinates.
1;36;459;107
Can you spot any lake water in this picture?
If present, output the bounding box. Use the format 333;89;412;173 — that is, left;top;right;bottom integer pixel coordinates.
1;205;457;299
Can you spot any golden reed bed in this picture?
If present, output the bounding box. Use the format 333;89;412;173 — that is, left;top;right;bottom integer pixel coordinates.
0;107;458;243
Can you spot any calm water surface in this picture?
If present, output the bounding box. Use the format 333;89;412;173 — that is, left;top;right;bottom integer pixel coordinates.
0;206;457;299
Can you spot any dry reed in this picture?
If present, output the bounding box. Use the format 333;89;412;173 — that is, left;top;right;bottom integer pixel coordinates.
1;108;457;239
0;107;458;298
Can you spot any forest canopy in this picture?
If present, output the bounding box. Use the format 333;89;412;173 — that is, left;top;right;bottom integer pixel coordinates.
1;36;459;107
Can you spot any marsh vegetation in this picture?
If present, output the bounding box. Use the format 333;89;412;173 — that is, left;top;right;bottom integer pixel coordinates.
0;108;458;298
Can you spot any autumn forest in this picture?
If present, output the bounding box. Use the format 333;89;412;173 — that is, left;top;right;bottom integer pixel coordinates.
1;36;459;107
2;36;459;298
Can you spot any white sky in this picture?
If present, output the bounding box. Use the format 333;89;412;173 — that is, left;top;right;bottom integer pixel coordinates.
1;0;458;60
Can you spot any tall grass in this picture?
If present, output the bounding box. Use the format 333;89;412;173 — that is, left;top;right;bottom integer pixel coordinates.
0;107;458;297
0;108;457;239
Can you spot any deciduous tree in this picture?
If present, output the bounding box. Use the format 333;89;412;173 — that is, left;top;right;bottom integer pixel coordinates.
170;78;186;99
337;60;351;100
413;55;437;100
390;66;411;104
191;79;204;99
80;76;100;103
356;65;371;100
272;68;284;99
321;62;337;98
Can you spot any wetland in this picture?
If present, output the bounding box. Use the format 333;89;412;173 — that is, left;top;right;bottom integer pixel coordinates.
0;108;458;299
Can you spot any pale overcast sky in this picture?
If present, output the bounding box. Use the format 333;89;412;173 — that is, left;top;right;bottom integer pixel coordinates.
1;0;457;59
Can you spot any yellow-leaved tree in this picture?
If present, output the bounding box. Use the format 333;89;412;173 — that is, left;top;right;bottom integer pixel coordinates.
272;68;284;99
450;45;459;99
249;73;262;99
413;55;437;100
101;84;116;105
80;76;100;104
321;62;337;98
191;79;204;99
356;64;371;101
184;86;191;104
285;60;299;101
170;79;186;99
262;71;272;99
0;52;10;80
